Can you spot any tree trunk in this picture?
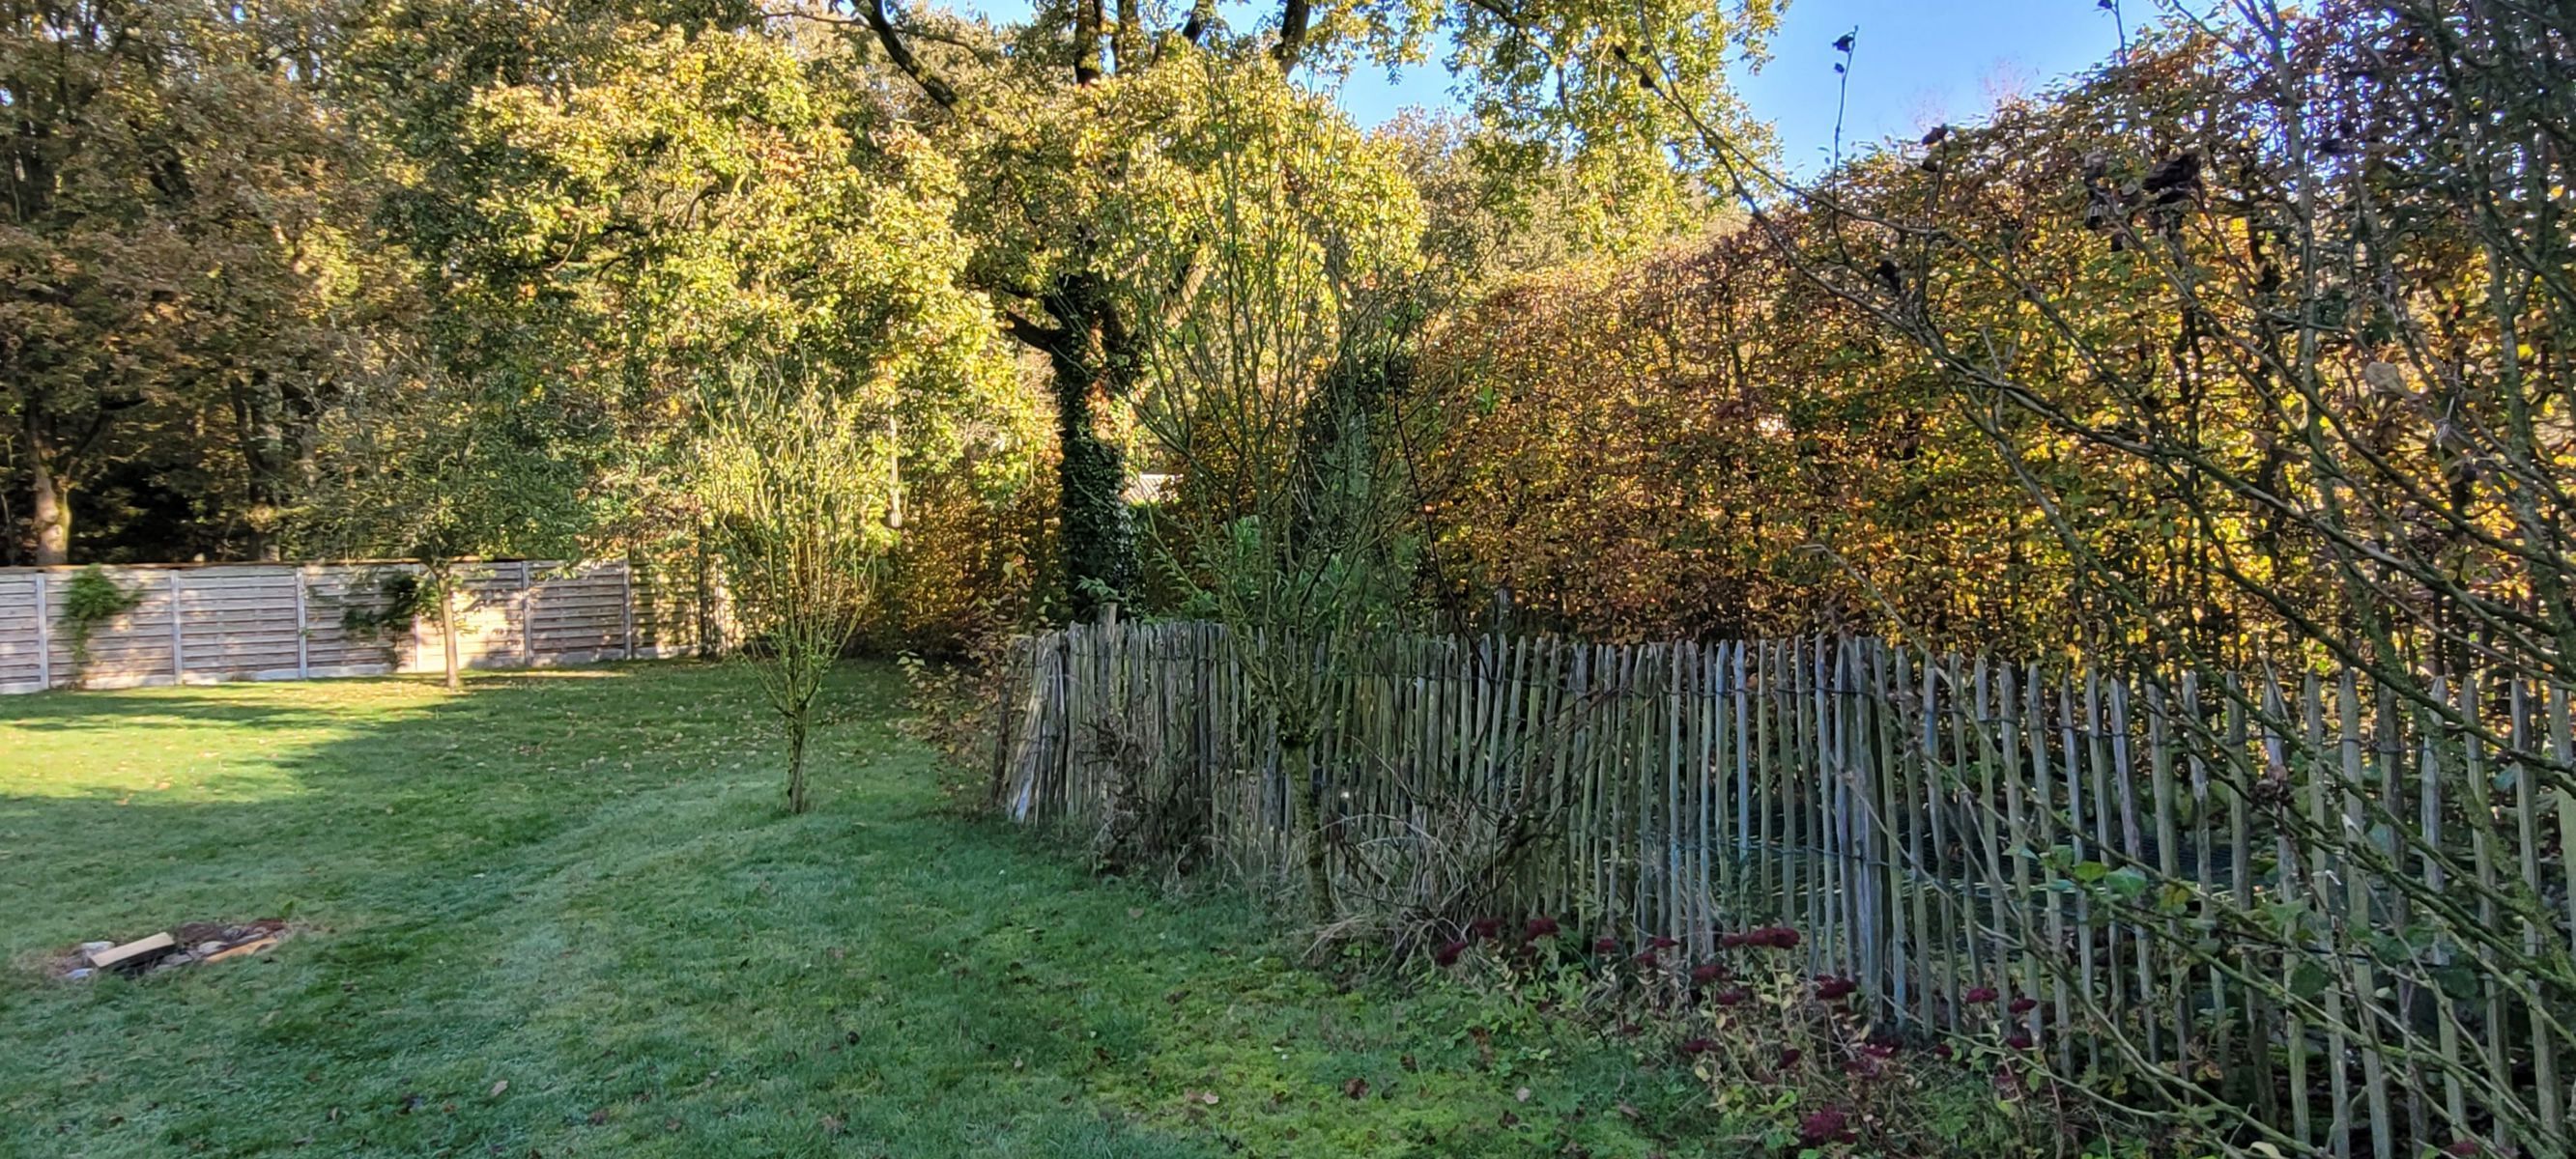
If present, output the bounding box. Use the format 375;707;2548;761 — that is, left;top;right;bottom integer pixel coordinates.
1282;737;1335;922
233;368;288;561
24;418;70;566
785;717;810;814
435;566;462;692
1041;272;1141;621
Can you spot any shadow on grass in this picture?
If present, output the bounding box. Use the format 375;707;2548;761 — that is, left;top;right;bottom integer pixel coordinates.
1;664;1717;1159
1;664;1245;1158
1;690;396;734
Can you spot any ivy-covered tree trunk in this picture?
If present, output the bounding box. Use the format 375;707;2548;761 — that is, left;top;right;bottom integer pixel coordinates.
1039;272;1140;621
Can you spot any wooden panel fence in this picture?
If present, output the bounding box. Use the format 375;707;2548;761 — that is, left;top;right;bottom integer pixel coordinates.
0;559;723;694
994;618;2576;1159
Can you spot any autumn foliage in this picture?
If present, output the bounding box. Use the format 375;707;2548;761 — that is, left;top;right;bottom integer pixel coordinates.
1417;14;2562;677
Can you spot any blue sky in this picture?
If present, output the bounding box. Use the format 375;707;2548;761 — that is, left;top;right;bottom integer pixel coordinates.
1327;0;2127;171
950;0;2126;172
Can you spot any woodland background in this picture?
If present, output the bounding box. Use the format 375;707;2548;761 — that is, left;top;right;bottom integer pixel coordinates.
4;0;2565;675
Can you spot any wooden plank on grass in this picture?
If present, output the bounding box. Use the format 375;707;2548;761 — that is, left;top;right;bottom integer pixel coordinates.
89;932;177;973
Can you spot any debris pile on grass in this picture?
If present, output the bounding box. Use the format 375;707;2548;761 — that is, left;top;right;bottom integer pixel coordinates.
54;919;289;980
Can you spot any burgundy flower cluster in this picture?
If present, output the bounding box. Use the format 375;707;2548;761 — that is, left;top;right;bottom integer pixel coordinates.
1844;1039;1898;1078
1431;913;1571;969
1953;984;2048;1053
1796;1107;1856;1146
1718;924;1802;950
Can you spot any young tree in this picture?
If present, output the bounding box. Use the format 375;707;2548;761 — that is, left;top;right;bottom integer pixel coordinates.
1111;62;1428;921
301;358;594;691
695;370;894;814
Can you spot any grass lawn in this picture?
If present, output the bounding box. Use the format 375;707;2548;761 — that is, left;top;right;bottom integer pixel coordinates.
0;663;1724;1158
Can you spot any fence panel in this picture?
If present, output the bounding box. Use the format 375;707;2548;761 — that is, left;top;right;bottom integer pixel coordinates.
0;558;724;693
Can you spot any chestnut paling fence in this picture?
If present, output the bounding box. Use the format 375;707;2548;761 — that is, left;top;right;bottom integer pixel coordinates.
993;617;2576;1159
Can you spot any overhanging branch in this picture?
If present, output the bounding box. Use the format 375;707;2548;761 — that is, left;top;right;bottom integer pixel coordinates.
861;0;959;108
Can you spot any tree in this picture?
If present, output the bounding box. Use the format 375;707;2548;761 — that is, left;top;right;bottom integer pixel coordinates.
696;369;893;814
837;0;1774;620
1111;60;1428;920
301;355;595;691
303;24;1023;681
2;0;391;564
1559;4;2576;1151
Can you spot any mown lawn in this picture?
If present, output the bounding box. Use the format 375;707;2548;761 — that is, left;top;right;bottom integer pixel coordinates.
0;663;1722;1158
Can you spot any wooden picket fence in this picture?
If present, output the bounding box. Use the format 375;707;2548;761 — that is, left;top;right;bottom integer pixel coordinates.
994;617;2576;1158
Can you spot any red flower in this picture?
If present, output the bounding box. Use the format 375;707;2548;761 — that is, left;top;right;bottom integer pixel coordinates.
1593;935;1620;955
2008;997;2039;1016
1469;917;1503;942
1744;925;1802;949
1778;1048;1803;1068
2004;1032;2035;1051
1796;1107;1853;1146
1719;931;1749;948
1678;1037;1713;1056
1433;940;1470;967
1690;962;1725;984
1963;985;1999;1004
1932;1042;1955;1060
1523;917;1560;941
1816;975;1858;1002
1647;935;1678;950
2445;1141;2480;1158
1713;987;1751;1007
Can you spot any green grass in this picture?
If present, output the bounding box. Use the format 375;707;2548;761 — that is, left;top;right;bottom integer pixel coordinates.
0;664;1724;1158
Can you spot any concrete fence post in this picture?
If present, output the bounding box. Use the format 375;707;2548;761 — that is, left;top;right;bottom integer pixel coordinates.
519;561;536;668
293;567;312;680
619;559;637;661
31;572;51;691
167;571;186;685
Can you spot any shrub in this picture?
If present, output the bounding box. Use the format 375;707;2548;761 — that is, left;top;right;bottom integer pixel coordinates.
337;570;442;640
1421;919;2143;1157
57;565;143;683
